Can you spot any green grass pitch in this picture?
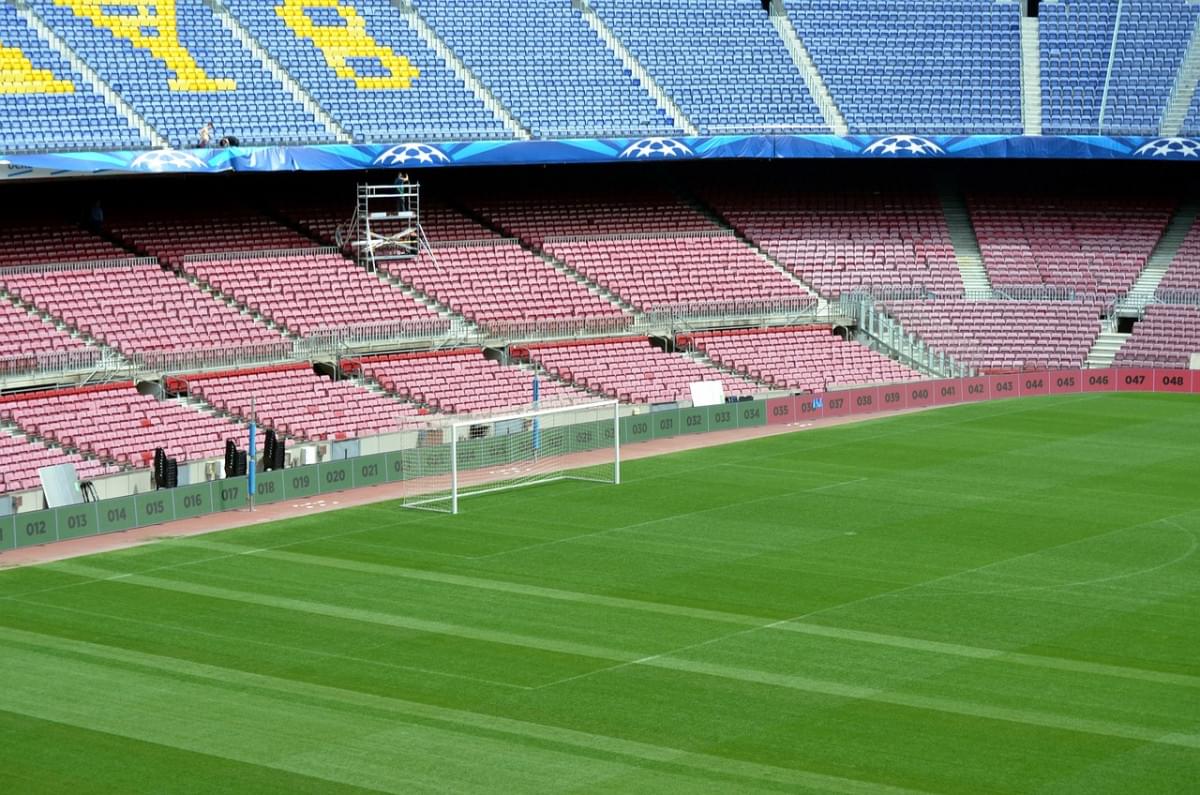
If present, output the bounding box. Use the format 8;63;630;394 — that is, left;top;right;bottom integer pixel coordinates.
1;392;1198;794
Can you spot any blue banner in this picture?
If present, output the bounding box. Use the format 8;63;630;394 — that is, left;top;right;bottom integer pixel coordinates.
3;134;1198;180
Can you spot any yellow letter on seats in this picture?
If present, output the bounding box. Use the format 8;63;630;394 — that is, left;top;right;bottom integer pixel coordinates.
0;43;75;94
53;0;236;91
276;0;419;89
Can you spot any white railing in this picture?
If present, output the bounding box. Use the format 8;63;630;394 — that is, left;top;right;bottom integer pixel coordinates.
0;257;157;275
0;348;104;378
428;238;519;249
129;342;296;374
969;286;1078;302
297;318;457;352
1153;288;1200;306
543;229;733;244
181;247;338;263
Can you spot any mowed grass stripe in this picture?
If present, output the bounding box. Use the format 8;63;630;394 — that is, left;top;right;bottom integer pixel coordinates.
38;559;1200;750
2;394;1199;792
0;626;927;795
173;537;1200;690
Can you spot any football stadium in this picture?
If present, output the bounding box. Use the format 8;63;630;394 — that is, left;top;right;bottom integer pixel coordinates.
1;0;1199;791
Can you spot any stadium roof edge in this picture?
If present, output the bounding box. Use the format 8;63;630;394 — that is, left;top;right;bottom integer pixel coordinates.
2;134;1199;181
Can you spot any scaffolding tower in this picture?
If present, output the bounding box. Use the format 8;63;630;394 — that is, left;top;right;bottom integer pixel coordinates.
338;181;434;273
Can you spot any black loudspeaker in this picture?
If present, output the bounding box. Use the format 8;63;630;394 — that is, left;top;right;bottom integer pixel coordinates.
232;450;248;477
263;430;277;471
225;440;237;477
154;448;167;489
164;458;179;489
272;437;285;471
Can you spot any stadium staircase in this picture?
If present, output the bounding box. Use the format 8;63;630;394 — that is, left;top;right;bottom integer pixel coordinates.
204;0;350;144
938;189;992;296
392;0;530;140
572;0;697;135
1162;13;1200;135
1019;15;1043;135
1084;328;1131;369
1119;198;1200;311
771;1;848;135
13;1;167;149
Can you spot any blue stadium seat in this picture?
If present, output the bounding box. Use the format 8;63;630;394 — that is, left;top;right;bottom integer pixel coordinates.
588;0;827;134
0;4;145;152
788;0;1022;134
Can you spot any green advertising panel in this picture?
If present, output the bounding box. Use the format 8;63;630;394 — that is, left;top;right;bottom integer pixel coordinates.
651;409;679;440
173;483;212;521
621;415;652;444
708;404;737;432
679;407;708;435
56;503;99;541
567;419;606;453
0;513;14;550
284;466;319;499
253;469;285;505
385;451;407;483
14;509;57;548
318;460;352;494
354;454;387;488
98;496;138;534
135;492;174;527
737;401;767;428
214;478;247;511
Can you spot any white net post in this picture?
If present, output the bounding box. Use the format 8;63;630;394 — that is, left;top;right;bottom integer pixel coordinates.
400;400;620;514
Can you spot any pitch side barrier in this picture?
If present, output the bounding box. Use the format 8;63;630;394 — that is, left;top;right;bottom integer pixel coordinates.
1;367;1196;552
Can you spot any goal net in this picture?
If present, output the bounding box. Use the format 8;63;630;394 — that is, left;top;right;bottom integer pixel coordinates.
399;400;620;514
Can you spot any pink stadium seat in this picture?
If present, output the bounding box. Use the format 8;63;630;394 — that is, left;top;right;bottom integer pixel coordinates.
385;241;628;325
352;348;589;415
1116;305;1200;368
185;364;420;442
968;194;1173;299
885;300;1103;370
0;219;129;266
689;326;923;390
524;337;759;404
705;190;963;298
0;430;118;495
0;382;243;467
0;300;89;358
182;251;440;336
0;262;282;355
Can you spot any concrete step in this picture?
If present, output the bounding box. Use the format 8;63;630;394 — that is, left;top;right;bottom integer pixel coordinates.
1085;332;1131;368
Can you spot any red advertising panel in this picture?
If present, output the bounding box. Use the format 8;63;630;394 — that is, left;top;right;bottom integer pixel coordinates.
1018;370;1051;397
960;376;990;402
846;387;881;416
906;381;936;408
766;396;796;425
931;379;962;406
1048;370;1082;394
1194;370;1200;394
819;391;851;418
878;383;907;412
989;373;1019;400
1154;369;1190;393
795;394;824;421
1117;368;1154;392
1081;368;1115;393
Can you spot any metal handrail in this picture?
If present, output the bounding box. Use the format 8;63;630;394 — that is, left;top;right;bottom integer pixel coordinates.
0;257;157;275
182;247;338;263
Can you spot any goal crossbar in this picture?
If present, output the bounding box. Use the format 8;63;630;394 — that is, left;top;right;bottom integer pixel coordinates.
401;400;620;514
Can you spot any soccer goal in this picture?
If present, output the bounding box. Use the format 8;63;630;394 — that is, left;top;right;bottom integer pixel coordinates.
399;400;620;514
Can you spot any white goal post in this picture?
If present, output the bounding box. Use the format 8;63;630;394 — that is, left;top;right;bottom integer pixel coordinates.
399;400;620;514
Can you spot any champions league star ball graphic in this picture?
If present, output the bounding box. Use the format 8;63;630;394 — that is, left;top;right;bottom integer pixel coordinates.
618;137;693;159
373;143;451;166
862;135;945;157
130;150;209;172
1133;138;1200;158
